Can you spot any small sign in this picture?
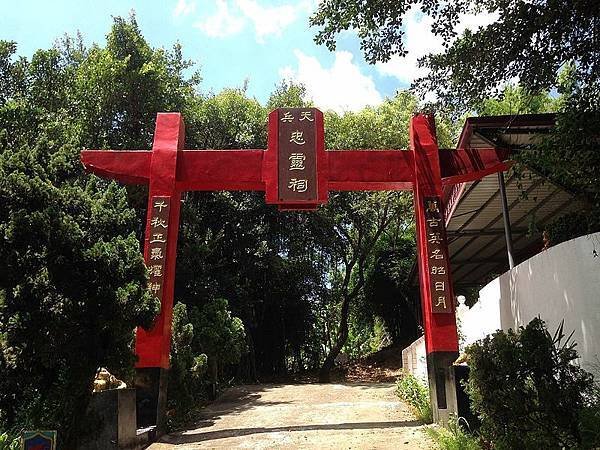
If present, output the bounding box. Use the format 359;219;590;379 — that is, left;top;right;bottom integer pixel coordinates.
423;196;453;314
277;108;318;202
22;431;56;450
146;196;170;302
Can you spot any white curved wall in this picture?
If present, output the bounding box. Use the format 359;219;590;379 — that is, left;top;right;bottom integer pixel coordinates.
462;232;600;373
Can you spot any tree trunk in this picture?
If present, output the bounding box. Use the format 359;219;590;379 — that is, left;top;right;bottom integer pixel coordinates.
319;294;351;383
208;356;218;400
246;329;258;382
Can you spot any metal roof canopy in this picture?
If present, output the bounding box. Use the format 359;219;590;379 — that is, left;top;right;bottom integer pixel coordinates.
420;113;586;290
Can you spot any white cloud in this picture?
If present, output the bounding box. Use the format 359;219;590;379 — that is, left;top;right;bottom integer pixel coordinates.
194;0;245;38
279;50;383;113
237;0;298;42
376;7;498;85
194;0;311;41
173;0;197;17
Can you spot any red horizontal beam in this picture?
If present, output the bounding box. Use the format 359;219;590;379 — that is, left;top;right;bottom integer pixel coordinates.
81;147;511;192
327;150;414;191
81;150;151;184
176;150;264;191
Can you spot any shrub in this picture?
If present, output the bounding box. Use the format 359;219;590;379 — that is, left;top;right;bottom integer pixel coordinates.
396;372;432;423
0;432;19;450
466;318;593;449
545;210;600;246
425;416;481;450
167;302;208;428
167;299;247;428
579;370;600;448
0;144;159;445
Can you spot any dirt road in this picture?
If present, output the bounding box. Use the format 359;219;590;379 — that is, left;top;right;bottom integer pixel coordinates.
149;383;433;449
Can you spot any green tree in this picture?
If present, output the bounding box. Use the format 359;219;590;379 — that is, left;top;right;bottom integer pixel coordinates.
190;298;247;396
0;88;158;446
315;191;412;382
313;1;598;244
0;13;199;443
466;318;593;449
362;234;421;346
266;80;311;110
476;85;557;116
74;14;198;150
311;1;599;112
185;87;266;150
168;302;207;423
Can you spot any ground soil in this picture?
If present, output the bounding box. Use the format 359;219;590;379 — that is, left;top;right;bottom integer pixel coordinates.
149;383;432;449
149;346;433;449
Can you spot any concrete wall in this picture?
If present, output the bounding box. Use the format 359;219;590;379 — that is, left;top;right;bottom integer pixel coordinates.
401;335;427;383
462;232;600;372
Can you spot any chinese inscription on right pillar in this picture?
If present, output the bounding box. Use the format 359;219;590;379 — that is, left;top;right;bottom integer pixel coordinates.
424;197;453;313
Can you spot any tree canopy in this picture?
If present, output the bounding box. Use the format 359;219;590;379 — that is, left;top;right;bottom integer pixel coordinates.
311;0;600;112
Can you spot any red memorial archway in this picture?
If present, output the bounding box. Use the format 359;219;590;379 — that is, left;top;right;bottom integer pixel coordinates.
81;109;509;428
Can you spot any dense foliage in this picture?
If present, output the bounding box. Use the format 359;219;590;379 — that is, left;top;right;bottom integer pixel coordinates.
167;302;208;424
395;372;432;423
465;318;596;449
0;20;188;443
311;1;599;112
0;432;19;450
1;1;598;443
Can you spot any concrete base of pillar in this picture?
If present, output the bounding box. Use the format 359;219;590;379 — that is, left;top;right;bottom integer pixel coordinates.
135;368;169;435
426;351;459;425
77;388;151;449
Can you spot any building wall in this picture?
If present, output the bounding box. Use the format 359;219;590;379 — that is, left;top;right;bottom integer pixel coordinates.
401;335;428;383
462;232;600;372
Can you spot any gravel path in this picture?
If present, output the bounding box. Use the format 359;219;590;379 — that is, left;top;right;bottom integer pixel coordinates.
148;382;433;449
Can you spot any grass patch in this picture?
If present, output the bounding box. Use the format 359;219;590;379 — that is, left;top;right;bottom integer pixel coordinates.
395;372;432;423
425;416;481;450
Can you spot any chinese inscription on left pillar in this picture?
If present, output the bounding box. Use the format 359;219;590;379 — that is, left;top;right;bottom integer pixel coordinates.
147;196;170;300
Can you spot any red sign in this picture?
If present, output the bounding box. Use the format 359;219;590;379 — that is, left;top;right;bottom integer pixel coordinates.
424;196;453;313
277;108;318;202
146;196;170;302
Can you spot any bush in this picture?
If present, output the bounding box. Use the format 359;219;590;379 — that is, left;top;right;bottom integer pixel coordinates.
425;416;481;450
167;299;247;428
167;302;208;428
579;369;600;448
0;432;19;450
396;372;432;423
545;210;600;246
0;143;158;445
466;318;594;449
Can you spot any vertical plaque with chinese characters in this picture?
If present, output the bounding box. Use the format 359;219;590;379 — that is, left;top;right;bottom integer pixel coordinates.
147;196;170;302
277;108;318;202
424;196;453;313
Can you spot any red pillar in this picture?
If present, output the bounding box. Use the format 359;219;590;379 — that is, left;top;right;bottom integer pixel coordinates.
134;113;184;429
411;114;459;423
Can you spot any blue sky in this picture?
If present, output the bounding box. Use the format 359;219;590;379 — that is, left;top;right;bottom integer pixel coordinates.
1;0;494;112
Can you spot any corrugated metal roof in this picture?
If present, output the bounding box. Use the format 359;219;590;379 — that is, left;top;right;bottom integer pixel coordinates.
447;113;586;288
447;168;583;288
